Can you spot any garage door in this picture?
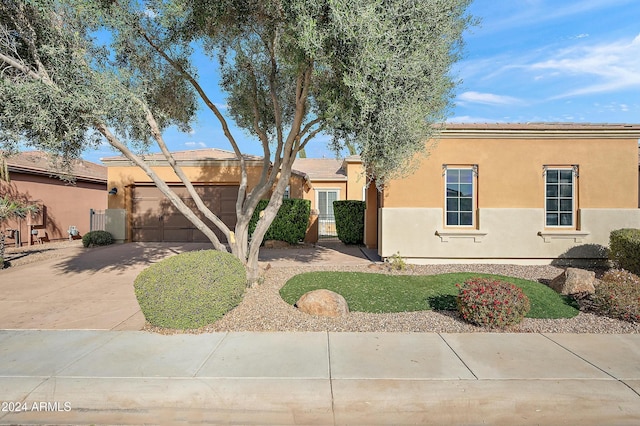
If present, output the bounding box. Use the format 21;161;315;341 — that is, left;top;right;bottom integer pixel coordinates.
132;185;238;242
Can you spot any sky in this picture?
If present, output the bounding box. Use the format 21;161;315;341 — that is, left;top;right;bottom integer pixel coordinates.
83;0;640;163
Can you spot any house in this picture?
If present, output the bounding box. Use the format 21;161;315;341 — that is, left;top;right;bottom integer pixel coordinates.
293;156;365;240
364;123;640;265
103;148;311;243
1;151;107;245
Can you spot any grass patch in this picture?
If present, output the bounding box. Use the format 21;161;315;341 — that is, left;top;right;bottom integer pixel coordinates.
280;271;579;319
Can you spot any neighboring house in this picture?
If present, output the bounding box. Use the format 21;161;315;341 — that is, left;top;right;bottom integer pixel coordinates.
103;148;310;243
0;151;107;246
364;123;640;265
293;156;365;240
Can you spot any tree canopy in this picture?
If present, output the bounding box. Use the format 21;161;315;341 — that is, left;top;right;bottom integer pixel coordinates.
0;0;474;280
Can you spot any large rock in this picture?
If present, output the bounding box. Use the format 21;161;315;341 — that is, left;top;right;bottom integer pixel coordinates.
296;289;349;318
550;268;597;295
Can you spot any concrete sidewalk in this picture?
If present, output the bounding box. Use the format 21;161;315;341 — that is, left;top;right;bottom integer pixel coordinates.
1;330;640;425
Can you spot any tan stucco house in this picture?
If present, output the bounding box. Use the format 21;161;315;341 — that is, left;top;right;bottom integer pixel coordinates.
103;148;310;243
364;123;640;265
293;156;365;239
1;151;107;245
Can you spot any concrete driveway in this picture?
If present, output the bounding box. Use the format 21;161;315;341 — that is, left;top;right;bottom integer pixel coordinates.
0;243;213;330
0;242;371;330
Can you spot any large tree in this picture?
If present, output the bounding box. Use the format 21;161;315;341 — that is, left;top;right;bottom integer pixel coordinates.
0;0;473;282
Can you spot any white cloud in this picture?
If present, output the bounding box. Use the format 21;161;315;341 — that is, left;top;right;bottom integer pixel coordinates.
529;33;640;97
185;141;207;148
447;115;506;123
457;91;523;106
475;0;634;35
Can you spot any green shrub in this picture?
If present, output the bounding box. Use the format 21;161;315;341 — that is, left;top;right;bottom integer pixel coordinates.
249;199;310;244
456;277;530;328
592;269;640;323
82;230;114;247
134;250;246;329
609;229;640;275
333;200;365;244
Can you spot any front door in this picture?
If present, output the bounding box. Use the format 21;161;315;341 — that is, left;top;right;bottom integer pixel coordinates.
317;189;338;238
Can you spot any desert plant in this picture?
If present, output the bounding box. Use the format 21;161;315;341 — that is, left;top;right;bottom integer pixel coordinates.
457;277;531;328
333;200;365;244
249;199;310;245
609;229;640;275
81;230;114;247
134;250;246;329
592;269;640;323
0;196;39;260
387;251;407;271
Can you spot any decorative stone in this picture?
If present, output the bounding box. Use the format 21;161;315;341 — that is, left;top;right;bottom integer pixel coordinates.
550;268;597;295
296;289;349;318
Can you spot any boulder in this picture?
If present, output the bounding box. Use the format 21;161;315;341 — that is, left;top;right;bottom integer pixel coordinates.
550;268;597;295
296;289;349;318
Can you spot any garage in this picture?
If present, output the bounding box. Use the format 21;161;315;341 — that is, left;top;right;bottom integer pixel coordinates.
131;185;238;242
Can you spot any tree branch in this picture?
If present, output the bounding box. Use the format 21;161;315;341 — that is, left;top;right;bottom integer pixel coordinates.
95;121;228;251
142;105;232;240
130;18;251;217
299;124;326;151
0;51;41;81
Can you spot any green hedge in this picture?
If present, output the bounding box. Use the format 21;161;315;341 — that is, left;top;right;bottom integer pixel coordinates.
249;198;310;244
610;229;640;275
134;250;246;329
333;200;365;245
82;230;114;247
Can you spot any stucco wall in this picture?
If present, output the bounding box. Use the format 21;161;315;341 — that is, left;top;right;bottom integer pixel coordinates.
1;173;106;244
106;164;306;210
371;134;640;262
378;207;640;263
302;181;348;212
345;161;366;202
382;137;638;209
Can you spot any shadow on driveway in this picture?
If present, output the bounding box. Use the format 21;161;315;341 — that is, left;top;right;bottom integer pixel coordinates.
54;242;213;274
258;241;373;266
53;241;374;274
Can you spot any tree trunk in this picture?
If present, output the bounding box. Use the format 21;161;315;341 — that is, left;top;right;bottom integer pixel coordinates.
242;170;292;285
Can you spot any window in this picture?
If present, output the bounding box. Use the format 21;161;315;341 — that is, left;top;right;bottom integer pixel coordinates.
445;167;475;227
283;185;290;199
545;168;575;227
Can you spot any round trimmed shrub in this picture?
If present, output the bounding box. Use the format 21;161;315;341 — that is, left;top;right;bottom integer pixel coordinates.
592;269;640;323
134;250;246;329
457;277;530;328
609;229;640;276
82;230;114;247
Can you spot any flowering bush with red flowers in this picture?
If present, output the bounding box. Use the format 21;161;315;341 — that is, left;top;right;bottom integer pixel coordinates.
456;278;530;328
592;269;640;323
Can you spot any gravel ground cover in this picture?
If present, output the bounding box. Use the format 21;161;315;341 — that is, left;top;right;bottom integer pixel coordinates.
4;242;639;334
149;263;640;334
2;240;83;268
